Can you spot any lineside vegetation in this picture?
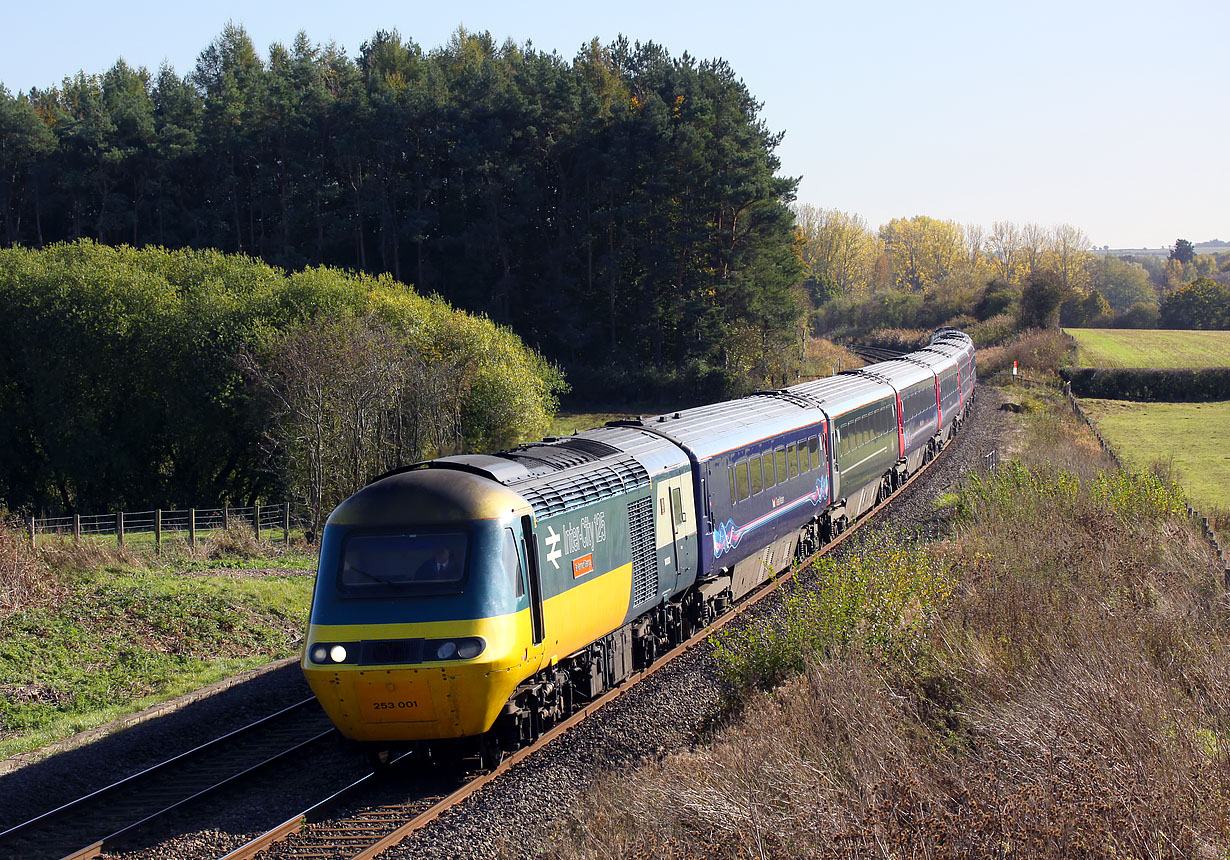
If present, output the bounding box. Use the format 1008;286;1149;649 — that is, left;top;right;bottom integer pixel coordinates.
552;388;1230;859
0;524;315;759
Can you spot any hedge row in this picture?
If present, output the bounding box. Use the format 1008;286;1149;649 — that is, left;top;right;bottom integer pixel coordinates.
1060;367;1230;401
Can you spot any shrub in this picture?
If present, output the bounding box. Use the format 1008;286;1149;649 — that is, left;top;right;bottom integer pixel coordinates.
976;327;1071;376
1060;367;1230;401
0;520;61;616
713;535;953;692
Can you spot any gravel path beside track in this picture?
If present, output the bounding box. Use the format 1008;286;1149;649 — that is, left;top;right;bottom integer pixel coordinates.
1;386;1015;860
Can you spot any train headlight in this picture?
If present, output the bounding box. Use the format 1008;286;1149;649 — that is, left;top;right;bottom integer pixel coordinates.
455;638;484;659
310;644;328;663
425;637;485;661
329;644;348;663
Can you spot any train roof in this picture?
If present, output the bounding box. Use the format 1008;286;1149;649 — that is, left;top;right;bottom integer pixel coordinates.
785;373;895;417
905;346;960;372
853;358;935;389
632;394;826;461
397;423;689;520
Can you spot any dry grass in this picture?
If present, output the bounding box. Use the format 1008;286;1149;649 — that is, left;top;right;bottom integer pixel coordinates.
978;328;1073;377
551;395;1230;859
801;338;865;379
0;520;64;616
865;328;933;352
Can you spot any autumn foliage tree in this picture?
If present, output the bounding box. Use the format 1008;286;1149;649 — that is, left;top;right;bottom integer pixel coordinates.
1160;277;1230;329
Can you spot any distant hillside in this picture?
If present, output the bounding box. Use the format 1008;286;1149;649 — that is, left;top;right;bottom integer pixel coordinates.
1095;240;1230;258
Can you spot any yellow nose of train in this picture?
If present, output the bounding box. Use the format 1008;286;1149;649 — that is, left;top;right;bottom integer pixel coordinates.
302;468;539;742
303;613;536;741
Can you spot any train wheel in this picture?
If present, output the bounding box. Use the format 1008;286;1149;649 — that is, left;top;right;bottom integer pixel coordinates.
478;733;505;771
368;748;393;771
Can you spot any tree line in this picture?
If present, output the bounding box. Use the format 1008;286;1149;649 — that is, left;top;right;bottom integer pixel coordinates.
0;26;802;394
0;241;565;528
796;207;1230;336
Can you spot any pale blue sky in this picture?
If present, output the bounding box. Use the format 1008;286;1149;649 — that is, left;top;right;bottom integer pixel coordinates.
2;0;1225;249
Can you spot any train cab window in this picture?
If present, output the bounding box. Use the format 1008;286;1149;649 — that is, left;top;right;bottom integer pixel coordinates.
671;486;685;525
808;436;820;469
762;452;776;488
735;461;750;501
750;457;763;495
502;528;526;599
338;530;468;595
786;443;799;478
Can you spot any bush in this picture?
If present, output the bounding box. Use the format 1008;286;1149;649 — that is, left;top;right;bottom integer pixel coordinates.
0;520;61;616
1116;301;1160;328
967;312;1015;347
1060;367;1230;401
713;535;953;693
976;328;1071;376
863;327;931;352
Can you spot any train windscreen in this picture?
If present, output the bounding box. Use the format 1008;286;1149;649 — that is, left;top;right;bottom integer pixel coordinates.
338;530;469;595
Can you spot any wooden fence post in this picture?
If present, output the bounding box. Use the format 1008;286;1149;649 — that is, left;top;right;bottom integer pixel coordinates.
117;511;124;547
189;509;196;548
254;503;261;541
283;502;291;546
155;509;162;555
29;516;35;548
74;514;81;543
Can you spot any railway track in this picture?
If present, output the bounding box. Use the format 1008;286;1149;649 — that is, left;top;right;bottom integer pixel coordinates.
216;430;961;860
0;697;335;860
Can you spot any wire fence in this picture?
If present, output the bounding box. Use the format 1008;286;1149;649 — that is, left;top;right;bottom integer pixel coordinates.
27;502;300;551
1066;383;1228;586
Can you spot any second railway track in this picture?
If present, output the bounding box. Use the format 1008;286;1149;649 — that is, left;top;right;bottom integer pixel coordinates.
0;697;335;860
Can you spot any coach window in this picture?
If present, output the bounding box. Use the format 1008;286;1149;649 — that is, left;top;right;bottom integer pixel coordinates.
762;452;776;488
787;443;799;478
735;461;750;501
808;436;820;469
775;447;788;483
750;456;763;495
729;466;736;506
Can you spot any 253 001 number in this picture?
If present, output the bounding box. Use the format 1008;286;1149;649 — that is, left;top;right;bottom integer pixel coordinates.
372;700;419;710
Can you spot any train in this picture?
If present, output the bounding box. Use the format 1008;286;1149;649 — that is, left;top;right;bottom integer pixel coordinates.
301;328;976;758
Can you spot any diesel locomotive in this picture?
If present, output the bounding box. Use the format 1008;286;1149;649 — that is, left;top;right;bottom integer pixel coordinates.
301;329;975;755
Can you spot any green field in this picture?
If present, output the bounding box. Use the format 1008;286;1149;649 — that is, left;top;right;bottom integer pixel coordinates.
1066;329;1230;369
1079;399;1230;527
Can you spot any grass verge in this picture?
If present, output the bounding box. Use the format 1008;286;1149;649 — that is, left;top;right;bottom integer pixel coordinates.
0;530;315;759
551;390;1230;860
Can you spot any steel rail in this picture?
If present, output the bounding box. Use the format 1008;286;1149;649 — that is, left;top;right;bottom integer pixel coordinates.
219;423;963;860
0;696;333;860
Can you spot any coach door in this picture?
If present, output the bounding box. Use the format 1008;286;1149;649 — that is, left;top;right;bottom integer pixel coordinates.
656;473;697;594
